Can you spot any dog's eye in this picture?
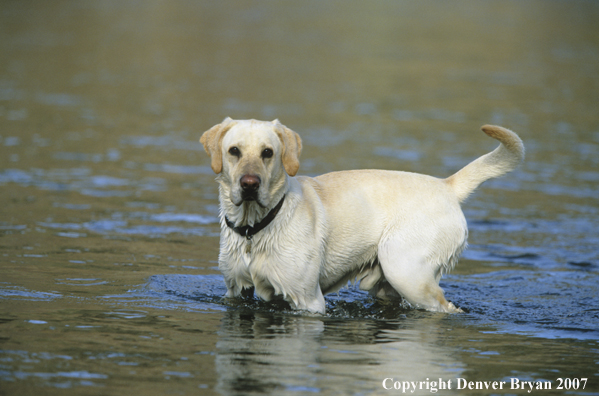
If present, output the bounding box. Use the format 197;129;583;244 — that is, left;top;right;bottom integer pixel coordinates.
228;147;241;157
261;148;273;159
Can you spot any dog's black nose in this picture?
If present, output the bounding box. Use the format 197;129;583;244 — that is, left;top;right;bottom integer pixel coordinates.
240;174;260;192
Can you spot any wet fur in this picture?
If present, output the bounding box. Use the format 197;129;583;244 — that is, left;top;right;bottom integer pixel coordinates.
200;118;524;314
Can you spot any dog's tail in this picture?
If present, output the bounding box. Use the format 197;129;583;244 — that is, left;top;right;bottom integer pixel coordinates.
445;125;524;203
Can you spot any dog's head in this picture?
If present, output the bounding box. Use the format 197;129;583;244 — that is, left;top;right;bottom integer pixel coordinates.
200;118;302;208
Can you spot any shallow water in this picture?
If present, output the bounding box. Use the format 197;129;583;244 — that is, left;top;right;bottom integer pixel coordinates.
1;1;599;395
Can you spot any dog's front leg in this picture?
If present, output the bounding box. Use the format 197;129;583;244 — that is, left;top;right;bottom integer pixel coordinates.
295;284;326;315
283;274;326;315
224;283;255;300
223;281;243;298
221;270;254;299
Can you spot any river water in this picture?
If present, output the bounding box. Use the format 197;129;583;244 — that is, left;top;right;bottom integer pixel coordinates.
1;1;598;395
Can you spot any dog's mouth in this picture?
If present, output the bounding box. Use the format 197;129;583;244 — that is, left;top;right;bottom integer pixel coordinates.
233;192;267;208
242;193;257;202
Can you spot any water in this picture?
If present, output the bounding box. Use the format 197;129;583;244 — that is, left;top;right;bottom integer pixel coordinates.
1;1;599;395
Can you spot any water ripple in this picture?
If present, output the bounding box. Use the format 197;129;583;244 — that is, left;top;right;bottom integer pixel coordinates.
38;215;219;237
131;273;599;340
0;286;62;301
448;270;599;340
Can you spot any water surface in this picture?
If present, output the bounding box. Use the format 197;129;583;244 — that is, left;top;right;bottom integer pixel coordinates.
1;1;598;395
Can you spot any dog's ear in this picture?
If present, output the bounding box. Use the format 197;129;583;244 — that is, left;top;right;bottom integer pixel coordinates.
273;119;302;177
200;117;235;174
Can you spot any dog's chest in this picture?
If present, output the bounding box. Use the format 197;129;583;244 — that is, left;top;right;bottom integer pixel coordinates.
221;232;276;279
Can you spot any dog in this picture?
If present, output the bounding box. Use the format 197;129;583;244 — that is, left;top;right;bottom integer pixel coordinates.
200;118;524;314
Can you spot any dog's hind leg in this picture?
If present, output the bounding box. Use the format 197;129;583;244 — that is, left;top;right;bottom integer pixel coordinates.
377;235;462;313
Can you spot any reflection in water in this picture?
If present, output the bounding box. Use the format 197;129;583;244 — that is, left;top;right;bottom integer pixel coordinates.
216;311;463;395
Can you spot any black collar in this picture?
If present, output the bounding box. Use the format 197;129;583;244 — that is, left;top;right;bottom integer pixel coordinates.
224;195;286;240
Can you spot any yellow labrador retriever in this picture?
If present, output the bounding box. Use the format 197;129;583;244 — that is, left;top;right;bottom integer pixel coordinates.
200;118;524;314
